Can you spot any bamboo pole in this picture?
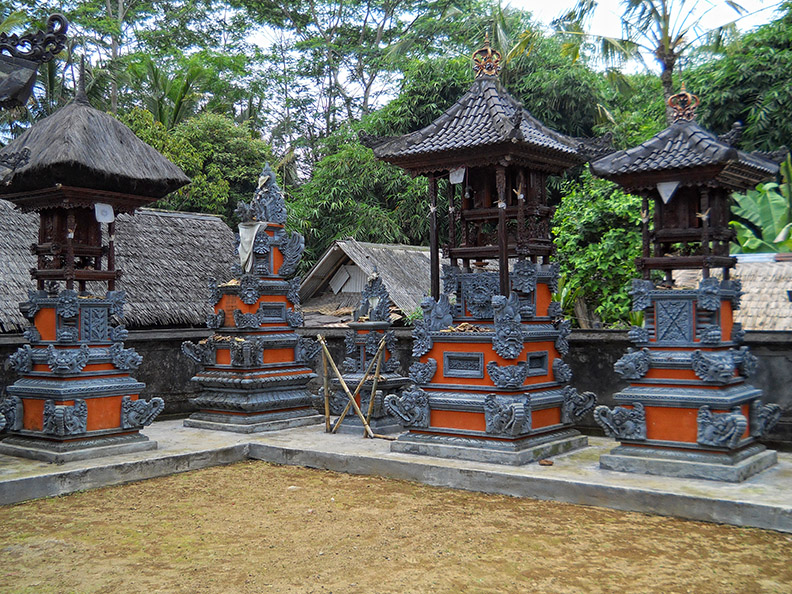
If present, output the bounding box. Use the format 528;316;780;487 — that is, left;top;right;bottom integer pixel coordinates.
330;337;386;433
320;336;331;432
317;335;376;439
364;343;385;432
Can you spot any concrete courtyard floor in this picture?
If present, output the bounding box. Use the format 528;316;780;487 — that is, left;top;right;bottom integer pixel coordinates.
0;419;790;533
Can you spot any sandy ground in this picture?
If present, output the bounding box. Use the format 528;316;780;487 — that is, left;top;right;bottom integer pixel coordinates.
0;460;790;594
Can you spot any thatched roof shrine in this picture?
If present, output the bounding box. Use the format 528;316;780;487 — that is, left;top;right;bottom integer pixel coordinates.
0;90;189;202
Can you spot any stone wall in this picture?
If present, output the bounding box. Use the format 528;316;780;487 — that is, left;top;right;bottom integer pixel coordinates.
2;328;790;445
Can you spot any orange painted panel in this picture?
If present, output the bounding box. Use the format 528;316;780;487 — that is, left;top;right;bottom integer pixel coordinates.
645;406;698;442
535;284;552;316
216;349;231;364
430;409;486;432
86;395;125;431
23;398;44;431
644;368;701;381
533;406;561;428
35;308;57;341
273;247;284;275
264;348;295;364
721;301;733;344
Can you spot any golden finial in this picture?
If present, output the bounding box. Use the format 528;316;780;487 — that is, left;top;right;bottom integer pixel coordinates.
668;83;700;121
472;33;501;78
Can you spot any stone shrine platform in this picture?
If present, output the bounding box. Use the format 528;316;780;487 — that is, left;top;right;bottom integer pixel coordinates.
0;420;789;533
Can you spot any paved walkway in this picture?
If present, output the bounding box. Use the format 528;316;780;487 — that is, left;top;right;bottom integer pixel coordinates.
1;420;790;533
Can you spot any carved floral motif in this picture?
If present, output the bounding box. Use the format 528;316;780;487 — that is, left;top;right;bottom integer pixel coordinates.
409;358;437;384
697;405;746;448
736;346;758;378
207;310;225;329
43;398;87;436
697;277;721;311
630;280;655;311
121;396;164;428
484;394;531;436
486;361;529;389
110;343;143;370
238;274;261;305
492;293;523;359
750;400;782;438
9;344;33;374
555;319;571;356
511;259;537;294
357;273;391;322
47;344;90;374
561;386;596;423
384;386;429;428
277;231;305;277
627;326;650;344
594;402;646;440
552;358;573;383
411;321;432;357
56;289;79;319
0;395;23;432
613;348;650;380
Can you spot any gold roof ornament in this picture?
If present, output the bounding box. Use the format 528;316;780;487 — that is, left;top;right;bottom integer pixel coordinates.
668;83;700;121
472;34;501;78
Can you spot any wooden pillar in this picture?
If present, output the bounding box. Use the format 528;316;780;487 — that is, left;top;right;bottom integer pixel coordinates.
108;221;116;291
446;179;457;268
429;176;439;300
496;165;509;295
700;188;710;279
65;210;76;291
641;194;651;280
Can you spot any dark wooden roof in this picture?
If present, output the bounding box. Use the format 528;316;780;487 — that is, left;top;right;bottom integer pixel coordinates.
361;75;596;175
0;92;190;198
590;119;781;191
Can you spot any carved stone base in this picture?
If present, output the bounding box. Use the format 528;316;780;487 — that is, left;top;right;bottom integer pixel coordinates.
332;415;403;435
391;428;587;465
0;432;156;464
600;443;778;482
183;408;323;434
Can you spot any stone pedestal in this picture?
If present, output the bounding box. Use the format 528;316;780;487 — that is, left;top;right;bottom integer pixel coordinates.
386;263;595;465
595;278;780;482
0;290;162;463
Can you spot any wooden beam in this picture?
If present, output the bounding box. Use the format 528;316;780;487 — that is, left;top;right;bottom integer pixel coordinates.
429;176;439;299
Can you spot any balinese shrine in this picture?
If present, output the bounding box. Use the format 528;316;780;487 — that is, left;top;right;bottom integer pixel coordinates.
590;88;785;481
0;80;189;462
361;40;599;464
181;166;323;433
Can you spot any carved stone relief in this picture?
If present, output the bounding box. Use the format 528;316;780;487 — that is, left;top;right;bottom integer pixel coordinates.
552;358;573;384
613;348;650;380
120;396;164;428
697;405;747;448
384;386;429;428
409;358;437;385
561;386;596;424
492;293;523;359
594;402;646;440
110;343;143;370
484;394;531;436
750;400;782;438
697;277;721;311
420;295;453;331
47;344;90;374
0;395;23;431
691;350;734;383
43;398;87;436
486;361;529;389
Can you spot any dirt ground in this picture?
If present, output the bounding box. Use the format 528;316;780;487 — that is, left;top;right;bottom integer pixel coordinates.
0;461;790;594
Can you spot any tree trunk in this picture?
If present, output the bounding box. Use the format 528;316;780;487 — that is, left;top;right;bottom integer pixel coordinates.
658;50;677;124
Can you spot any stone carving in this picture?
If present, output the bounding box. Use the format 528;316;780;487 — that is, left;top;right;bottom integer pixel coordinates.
106;291;126;319
731;322;745;344
411;320;432;357
20;289;45;319
207;310;225;329
548;262;561;294
554;319;571;356
750;400;782;438
722;279;743;310
613;348;650;380
691;350;734;383
344;330;358;355
697;405;747;448
229;337;265;367
384;386;429;428
181;340;216;365
547;300;563;319
630;279;655;311
442;264;460;295
594;402;646;440
207;278;221;306
295;336;321;363
511;259;537;294
699;324;722;344
357;273;391;322
234;309;262;329
492;293;523;359
486;361;529;389
420;294;453;331
736;346;758;378
462;273;498;318
56;289;79;319
277;231;305;277
382;330;400;373
0;395;23;431
230;262;243;278
253;227;271;255
655;299;692;343
697;277;721;311
363;330;382;357
287;277;302;306
409;358;437;384
238;274;261;305
552;358;573;383
81;307;109;342
110;343;143;370
249;164;288;224
9;344;33;373
23;325;41;343
561;386;597;423
120;396;164;429
56;325;79;343
109;325;129;342
627;326;650;344
342;357;359;373
47;344;90;374
43;398;87;436
484;394;531;436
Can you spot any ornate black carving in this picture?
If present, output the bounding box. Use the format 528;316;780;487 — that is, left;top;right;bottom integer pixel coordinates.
420;295;453;331
442;264;460;295
384;386;429;428
462;273;498;318
207;278;221;307
181;341;215;365
561;386;596;423
548;262;561;294
547;300;563;319
731;322;745;344
382;330;400;373
277;231;305;277
613;347;650;380
110;343;142;370
110;325;129;342
344;329;357;354
750;400;782;438
233;308;261;329
697;277;721;311
20;289;46;319
736;346;758;377
0;14;68;63
287;277;302;306
207;310;225;329
23;325;41;343
655;299;692;343
627;326;650;344
56;325;79;343
630;280;655;311
691;350;734;383
486;361;529;389
238;274;260;305
120;396;164;429
492;293;523;359
554;319;571;356
552;358;573;383
699;324;722;344
235;164;288;225
364;330;381;356
697;405;747;448
229;337;265;367
342;357;359;373
594;402;646;440
295;336;320;363
722;279;743;311
56;289;79;319
357;273;391;322
0;395;23;432
106;291;126;319
484;394;531;436
511;260;537;293
47;344;90;374
43;398;87;436
444;353;484;378
411;321;432;357
9;344;33;373
409;358;437;384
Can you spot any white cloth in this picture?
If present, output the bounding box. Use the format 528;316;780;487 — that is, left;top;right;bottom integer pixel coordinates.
238;222;264;273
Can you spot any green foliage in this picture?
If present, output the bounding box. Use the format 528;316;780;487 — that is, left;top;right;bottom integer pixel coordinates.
550;274;582;319
731;155;792;253
594;73;666;149
553;166;643;326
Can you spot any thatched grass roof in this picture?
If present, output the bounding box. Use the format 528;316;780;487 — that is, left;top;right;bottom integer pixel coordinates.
0;93;189;197
675;254;792;331
0;200;235;332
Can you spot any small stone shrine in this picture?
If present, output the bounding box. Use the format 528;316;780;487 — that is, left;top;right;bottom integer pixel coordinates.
0;78;189;462
326;271;410;434
361;39;599;464
590;88;786;481
182;165;322;433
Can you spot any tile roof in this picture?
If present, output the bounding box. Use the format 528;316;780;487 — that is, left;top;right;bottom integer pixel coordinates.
590;119;780;190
